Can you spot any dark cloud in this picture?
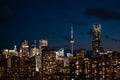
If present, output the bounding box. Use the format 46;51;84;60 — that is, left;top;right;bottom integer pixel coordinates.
118;40;120;42
111;38;118;42
84;8;120;20
103;34;120;43
111;38;120;43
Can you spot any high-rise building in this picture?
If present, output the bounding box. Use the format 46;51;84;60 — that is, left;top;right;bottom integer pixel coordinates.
92;24;101;57
21;40;29;56
30;40;39;57
39;39;48;48
35;54;41;72
55;48;64;60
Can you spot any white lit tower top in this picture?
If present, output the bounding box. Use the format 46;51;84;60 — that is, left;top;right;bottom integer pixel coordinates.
93;24;101;35
92;24;101;57
14;45;17;50
70;25;74;55
21;40;29;56
39;39;48;48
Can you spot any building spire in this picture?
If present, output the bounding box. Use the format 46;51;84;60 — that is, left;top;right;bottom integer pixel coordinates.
71;24;73;39
70;24;74;55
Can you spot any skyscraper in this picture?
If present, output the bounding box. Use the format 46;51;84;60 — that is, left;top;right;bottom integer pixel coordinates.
39;39;48;48
92;24;101;57
21;40;29;56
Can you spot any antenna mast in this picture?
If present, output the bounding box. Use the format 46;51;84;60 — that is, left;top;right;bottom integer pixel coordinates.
70;25;74;55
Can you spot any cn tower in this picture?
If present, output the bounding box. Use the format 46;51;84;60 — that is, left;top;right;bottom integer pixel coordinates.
70;25;74;55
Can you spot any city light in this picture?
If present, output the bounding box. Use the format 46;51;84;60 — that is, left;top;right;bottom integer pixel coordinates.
0;24;120;80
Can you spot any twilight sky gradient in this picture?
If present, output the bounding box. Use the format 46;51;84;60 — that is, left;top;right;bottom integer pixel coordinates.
0;0;120;50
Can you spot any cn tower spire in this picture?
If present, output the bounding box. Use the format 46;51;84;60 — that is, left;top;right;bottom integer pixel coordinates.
70;24;74;55
71;25;73;39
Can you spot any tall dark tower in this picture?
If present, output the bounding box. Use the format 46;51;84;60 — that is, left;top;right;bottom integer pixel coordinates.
70;25;74;55
92;24;101;57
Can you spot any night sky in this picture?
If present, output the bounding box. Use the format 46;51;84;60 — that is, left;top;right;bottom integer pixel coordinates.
0;0;120;51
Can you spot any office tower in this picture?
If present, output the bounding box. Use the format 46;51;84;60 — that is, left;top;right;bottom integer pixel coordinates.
21;40;29;56
39;39;48;48
30;40;39;57
92;24;101;57
35;54;41;72
3;49;9;58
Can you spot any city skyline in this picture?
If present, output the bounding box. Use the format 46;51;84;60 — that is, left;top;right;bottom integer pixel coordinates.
0;0;120;50
0;23;120;79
